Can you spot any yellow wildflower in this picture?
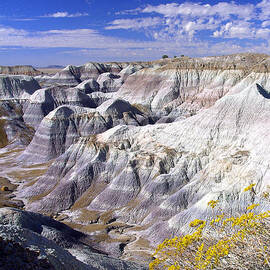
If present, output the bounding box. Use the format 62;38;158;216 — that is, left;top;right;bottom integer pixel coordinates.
207;200;219;209
262;192;269;199
244;183;255;192
247;204;260;211
189;219;205;228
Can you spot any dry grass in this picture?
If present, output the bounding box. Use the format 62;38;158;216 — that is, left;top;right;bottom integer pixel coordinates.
71;181;107;210
76;208;100;223
0;119;8;148
7;168;48;182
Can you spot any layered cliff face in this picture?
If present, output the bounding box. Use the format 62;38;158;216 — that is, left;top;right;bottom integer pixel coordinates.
23;86;96;129
0;76;40;148
0;75;40;99
20;99;150;163
1;53;270;265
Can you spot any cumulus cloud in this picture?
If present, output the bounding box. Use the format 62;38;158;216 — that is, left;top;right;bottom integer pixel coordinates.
262;20;270;27
213;22;255;39
142;2;255;19
257;0;270;20
42;12;88;18
107;1;270;43
105;17;162;30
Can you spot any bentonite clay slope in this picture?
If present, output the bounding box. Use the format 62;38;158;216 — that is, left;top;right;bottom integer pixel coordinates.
0;54;267;265
0;75;40;99
117;53;270;118
23;86;96;129
19;98;151;163
18;55;270;240
0;207;146;270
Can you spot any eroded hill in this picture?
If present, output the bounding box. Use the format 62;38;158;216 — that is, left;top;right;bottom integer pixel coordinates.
0;53;270;266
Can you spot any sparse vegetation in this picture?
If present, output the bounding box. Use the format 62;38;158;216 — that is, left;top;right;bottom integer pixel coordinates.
162;55;169;59
150;184;270;270
0;186;8;192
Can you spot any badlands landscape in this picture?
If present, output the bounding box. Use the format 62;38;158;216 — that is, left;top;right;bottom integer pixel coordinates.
0;53;270;269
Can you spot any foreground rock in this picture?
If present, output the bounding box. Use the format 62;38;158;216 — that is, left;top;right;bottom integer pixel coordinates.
0;207;146;270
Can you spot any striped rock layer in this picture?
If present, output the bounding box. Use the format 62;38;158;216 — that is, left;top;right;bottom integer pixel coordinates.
1;53;270;253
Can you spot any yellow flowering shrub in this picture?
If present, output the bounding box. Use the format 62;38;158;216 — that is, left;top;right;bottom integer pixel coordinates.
244;183;256;192
207;200;219;209
150;184;270;270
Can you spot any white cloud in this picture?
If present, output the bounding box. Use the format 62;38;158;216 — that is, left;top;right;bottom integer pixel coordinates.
109;1;266;43
12;18;37;21
115;7;142;15
257;0;270;20
213;21;256;39
0;24;269;63
1;0;270;64
42;12;88;18
142;2;255;19
256;28;270;39
262;20;270;27
105;17;162;30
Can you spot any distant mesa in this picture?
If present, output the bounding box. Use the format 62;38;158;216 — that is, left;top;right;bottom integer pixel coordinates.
37;65;65;69
0;65;41;76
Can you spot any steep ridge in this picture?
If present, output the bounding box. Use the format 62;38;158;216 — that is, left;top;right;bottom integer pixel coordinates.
19;99;150;163
23;86;96;129
117;53;269;118
0;75;40;99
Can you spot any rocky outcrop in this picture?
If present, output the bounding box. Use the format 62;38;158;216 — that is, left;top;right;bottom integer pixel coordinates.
36;62;148;88
96;64;145;94
0;208;146;270
0;75;40;99
23;86;96;129
19;99;150;163
0;101;34;148
117;66;246;117
76;79;100;94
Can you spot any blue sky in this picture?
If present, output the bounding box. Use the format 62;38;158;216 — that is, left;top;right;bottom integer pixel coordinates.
0;0;269;66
